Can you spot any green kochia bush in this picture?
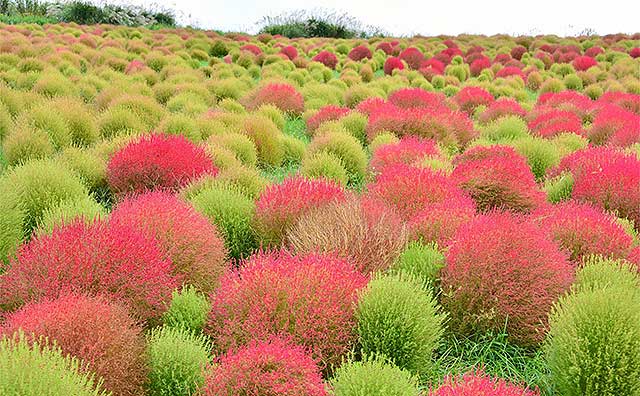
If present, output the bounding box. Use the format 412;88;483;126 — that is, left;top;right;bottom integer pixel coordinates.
307;131;367;185
391;241;445;287
356;273;445;377
163;286;211;333
574;255;640;293
0;332;108;396
35;196;106;236
147;326;211;396
546;285;640;395
330;356;420;396
544;173;574;203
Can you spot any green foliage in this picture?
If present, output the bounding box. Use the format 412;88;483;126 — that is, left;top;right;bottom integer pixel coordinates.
512;136;561;180
2;123;54;166
546;286;640;396
147;326;211;396
391;241;445;287
0;331;108;396
574;255;640;293
35;196;105;236
188;182;258;260
307;131;367;186
330;356;420;396
480;116;530;143
339;112;368;144
544;172;574;203
301;151;349;186
356;273;445;377
163;286;212;334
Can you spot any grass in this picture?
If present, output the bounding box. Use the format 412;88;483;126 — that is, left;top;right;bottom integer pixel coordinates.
0;15;58;25
283;117;310;144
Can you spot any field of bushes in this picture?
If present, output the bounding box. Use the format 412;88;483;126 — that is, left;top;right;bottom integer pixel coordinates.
0;21;639;396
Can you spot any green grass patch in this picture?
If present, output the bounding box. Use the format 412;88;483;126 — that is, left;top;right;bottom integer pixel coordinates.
283;117;310;144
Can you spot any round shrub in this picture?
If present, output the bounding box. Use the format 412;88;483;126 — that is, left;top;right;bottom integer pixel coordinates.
312;50;338;69
287;197;407;275
243;83;304;116
202;337;327;396
479;115;530;143
574;255;640;293
2;123;55;166
208;132;258;166
356;273;445;377
157;113;202;142
532;201;634;263
330;356;420;396
512;137;561;180
384;57;405;75
451;145;544;213
188;183;258;260
429;370;539;396
2;293;147;396
391;241;445;286
216;165;269;199
306;105;350;134
163;286;211;334
348;45;373;61
35;196;105;236
147;326;210;396
0;219;178;325
370;137;441;175
110;192;227;293
98;107;145;138
301;151;349;186
51;98;99;147
454;86;494;115
307;131;368;185
408;194;476;246
107;133;218;197
254;176;346;247
18;103;71;151
441;212;574;346
546;287;640;395
0;159;89;263
0;332;108;396
241;114;285;167
206;250;368;371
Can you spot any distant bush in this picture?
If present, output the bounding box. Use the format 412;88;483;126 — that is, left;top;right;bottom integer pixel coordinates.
258;9;385;38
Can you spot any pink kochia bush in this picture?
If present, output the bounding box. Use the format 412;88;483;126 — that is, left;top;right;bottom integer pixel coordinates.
254;176;346;246
109;192;227;293
384;56;404;75
454;86;495;115
528;109;584;138
588;105;640;146
202;337;327;396
408;195;476;247
0;219;178;325
532;201;634;263
206;250;367;372
430;370;540;396
348;44;372;61
452;145;544;213
441;212;574;346
368;163;471;221
306;105;350;133
549;147;640;228
244;83;305;115
479;98;526;124
1;293;147;396
107;133;217;197
369;136;442;174
312;50;338;69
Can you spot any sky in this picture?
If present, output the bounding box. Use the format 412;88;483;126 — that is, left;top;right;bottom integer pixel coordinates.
112;0;639;37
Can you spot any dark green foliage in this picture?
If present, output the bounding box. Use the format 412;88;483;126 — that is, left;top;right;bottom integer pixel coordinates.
258;9;385;38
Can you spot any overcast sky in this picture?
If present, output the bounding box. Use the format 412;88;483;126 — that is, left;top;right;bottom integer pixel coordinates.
116;0;639;36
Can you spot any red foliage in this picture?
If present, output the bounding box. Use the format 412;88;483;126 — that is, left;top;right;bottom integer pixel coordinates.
246;83;305;115
597;92;640;115
306;105;350;133
409;195;476;246
549;147;640;227
510;45;528;60
495;66;525;79
585;46;604;57
240;44;262;56
572;55;598;71
376;42;395;55
2;294;147;396
430;370;540;396
630;47;640;58
421;58;446;74
203;337;326;396
388;88;449;110
254;176;347;246
493;53;512;65
109;192;227;293
469;56;492;77
384;56;405;75
355;97;387;116
206;250;367;372
528;109;584;138
454;86;495;115
479;98;526;124
399;47;424;69
532;201;634;263
369;136;441;174
588;104;640;146
312;50;338;69
348;44;372;61
451;145;545;213
537;91;595;120
107;133;217;197
441;212;574;346
0;220;178;325
124;59;145;74
280;45;298;60
368;163;471;221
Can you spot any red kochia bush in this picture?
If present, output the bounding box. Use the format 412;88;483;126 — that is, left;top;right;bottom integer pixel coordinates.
549;147;640;228
312;50;338;69
588;105;640;146
240;44;262;55
245;83;305;115
384;56;405;75
597;92;640;115
348;44;372;61
430;370;540;396
409;196;476;247
528;109;584;138
376;42;395;55
469;56;492;77
479;98;526;124
441;212;573;346
306;105;350;133
2;294;147;396
254;176;347;246
109;192;227;293
107;133;217;197
572;55;598;71
0;220;178;324
452;145;545;213
369;136;441;174
537;91;595;120
495;66;525;80
532;201;634;263
203;337;326;396
454;86;495;115
399;47;424;69
206;250;367;371
280;45;298;60
368;163;471;221
388;88;449;110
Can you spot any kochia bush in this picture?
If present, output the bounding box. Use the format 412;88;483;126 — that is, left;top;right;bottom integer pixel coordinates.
429;370;539;396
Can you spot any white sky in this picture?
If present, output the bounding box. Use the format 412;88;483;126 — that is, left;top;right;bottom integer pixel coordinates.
113;0;639;37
